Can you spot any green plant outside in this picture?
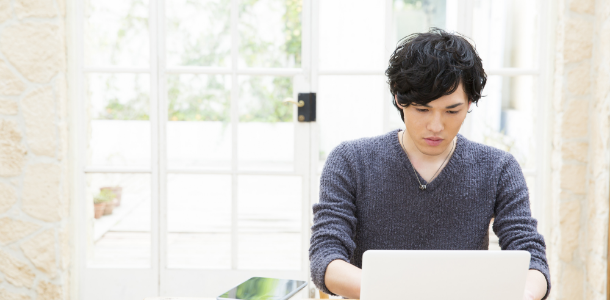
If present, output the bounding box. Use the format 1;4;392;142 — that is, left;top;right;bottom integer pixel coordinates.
96;0;302;123
94;189;116;204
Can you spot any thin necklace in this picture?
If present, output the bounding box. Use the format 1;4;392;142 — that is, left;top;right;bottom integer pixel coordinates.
400;130;455;191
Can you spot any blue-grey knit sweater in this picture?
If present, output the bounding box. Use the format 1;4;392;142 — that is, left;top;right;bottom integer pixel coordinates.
309;130;550;299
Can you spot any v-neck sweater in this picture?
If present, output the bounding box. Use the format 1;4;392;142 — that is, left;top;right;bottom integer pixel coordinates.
309;129;551;298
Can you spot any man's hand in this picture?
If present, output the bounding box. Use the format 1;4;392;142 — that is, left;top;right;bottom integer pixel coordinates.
523;269;547;300
324;259;362;299
523;290;536;300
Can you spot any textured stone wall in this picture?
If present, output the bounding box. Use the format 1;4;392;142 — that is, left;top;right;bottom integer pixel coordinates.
0;0;607;299
0;1;70;300
549;0;610;299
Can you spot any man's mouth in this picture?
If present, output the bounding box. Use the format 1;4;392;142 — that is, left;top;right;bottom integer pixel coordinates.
424;137;443;146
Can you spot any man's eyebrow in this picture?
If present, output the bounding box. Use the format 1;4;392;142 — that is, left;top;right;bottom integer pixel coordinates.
445;103;464;109
415;103;464;108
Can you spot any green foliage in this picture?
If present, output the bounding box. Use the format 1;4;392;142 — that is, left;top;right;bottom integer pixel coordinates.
397;0;426;8
167;75;231;122
98;0;302;123
283;0;302;66
394;0;443;26
94;74;150;120
89;0;149;121
94;189;116;204
169;0;231;67
101;93;149;120
236;0;301;122
239;77;293;122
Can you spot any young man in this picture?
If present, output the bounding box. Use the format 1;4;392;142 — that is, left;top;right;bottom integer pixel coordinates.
309;29;550;300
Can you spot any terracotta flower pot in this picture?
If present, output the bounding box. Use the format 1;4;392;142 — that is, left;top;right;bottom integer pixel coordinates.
94;203;106;219
103;201;114;215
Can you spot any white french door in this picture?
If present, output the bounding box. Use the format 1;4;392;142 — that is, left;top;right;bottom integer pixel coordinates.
78;0;313;299
157;0;313;295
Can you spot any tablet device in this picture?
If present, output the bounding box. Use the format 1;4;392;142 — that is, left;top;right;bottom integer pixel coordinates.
217;277;307;300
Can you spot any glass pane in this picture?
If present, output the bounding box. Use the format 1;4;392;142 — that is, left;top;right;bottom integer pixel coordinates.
392;0;447;45
166;0;231;67
87;73;151;168
319;0;384;70
237;175;301;270
167;74;232;170
472;0;538;69
239;0;302;68
238;233;301;270
317;75;386;171
84;0;150;67
467;75;537;170
238;76;294;171
87;173;151;267
167;174;231;269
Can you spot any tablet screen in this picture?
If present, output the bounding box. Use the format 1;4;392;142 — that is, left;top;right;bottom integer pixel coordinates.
218;277;307;300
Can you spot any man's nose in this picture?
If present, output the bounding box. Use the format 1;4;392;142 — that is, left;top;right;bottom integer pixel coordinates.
427;113;444;133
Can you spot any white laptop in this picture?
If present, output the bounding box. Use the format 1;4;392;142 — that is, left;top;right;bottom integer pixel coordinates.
361;250;530;300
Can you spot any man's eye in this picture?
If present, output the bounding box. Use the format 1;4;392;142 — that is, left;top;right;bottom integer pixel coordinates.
416;108;428;112
447;110;459;114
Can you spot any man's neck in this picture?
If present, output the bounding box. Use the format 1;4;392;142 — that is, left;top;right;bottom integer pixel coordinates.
400;130;456;165
398;130;457;182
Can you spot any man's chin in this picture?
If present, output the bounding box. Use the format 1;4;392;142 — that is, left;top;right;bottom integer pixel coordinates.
416;143;450;157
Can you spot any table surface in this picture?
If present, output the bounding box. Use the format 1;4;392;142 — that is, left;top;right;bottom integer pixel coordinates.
144;297;355;300
144;298;357;300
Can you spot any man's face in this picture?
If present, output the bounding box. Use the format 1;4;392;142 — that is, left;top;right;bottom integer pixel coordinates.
396;83;471;156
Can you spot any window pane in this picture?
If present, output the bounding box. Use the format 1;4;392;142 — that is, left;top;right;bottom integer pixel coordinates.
319;0;385;70
167;74;231;171
87;73;151;168
466;75;538;170
166;0;231;67
237;233;301;270
84;0;150;67
167;174;231;269
87;173;151;268
472;0;539;69
239;0;302;68
392;0;447;45
317;75;386;171
238;76;294;172
237;175;301;270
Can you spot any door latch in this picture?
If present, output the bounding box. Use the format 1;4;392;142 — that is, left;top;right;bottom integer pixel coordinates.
283;93;316;122
296;92;316;122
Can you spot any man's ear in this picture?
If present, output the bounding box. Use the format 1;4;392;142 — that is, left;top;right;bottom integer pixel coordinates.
467;101;472;113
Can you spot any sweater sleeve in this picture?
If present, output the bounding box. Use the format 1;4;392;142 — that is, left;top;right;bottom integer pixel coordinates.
309;142;359;296
492;153;551;299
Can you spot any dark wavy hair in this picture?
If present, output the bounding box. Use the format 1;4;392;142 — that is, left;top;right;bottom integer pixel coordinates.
386;28;487;121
